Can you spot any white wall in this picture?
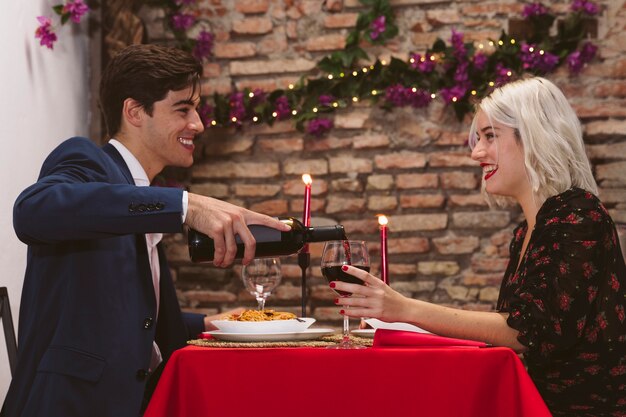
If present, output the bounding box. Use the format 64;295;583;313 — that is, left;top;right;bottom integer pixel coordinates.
0;0;90;403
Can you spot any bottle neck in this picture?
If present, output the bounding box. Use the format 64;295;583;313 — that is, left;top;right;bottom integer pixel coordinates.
305;225;346;243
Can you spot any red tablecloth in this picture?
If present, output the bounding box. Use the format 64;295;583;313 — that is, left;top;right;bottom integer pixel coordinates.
144;344;550;417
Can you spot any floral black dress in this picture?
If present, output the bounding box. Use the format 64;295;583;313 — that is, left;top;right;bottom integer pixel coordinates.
498;188;626;417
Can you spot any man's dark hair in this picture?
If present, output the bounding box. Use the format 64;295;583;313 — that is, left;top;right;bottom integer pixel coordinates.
99;44;203;137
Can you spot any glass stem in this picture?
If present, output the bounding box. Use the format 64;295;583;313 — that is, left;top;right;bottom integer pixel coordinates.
257;297;266;311
342;305;350;343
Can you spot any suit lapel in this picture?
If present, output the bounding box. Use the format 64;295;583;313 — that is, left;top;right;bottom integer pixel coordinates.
102;143;134;185
103;143;158;315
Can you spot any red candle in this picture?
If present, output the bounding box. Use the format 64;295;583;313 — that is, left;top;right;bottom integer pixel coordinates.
378;215;389;285
302;174;312;227
301;174;312;254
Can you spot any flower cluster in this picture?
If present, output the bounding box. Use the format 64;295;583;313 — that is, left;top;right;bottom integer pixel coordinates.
520;43;560;73
571;0;600;15
35;0;89;49
196;0;600;134
522;3;550;18
164;0;215;61
37;0;214;61
567;42;598;73
35;17;57;49
409;53;437;73
370;16;386;40
307;118;334;137
384;85;431;108
35;0;602;136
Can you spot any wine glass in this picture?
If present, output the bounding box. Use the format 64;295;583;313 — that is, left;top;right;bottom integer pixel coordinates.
321;240;370;349
241;258;282;311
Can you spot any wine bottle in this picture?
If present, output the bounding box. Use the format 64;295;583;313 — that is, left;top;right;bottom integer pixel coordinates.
188;217;347;263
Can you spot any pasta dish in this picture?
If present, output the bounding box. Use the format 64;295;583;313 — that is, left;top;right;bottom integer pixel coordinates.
224;309;297;321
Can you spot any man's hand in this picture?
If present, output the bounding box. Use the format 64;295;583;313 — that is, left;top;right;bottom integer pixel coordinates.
185;193;290;267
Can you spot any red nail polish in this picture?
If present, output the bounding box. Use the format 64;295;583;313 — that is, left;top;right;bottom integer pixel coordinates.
342;265;348;271
334;298;339;304
329;282;336;288
340;310;345;315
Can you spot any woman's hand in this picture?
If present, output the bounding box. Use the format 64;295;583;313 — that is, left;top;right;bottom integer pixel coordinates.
330;265;408;323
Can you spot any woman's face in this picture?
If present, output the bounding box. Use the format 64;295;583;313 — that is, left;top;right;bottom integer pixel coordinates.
470;111;531;203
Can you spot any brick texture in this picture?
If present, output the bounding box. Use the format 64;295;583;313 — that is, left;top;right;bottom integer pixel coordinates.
142;0;626;328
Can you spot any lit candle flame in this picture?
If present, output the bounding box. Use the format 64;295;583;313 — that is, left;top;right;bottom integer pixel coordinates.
378;215;388;226
302;174;312;185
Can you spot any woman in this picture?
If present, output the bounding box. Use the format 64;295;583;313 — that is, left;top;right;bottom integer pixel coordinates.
334;77;626;416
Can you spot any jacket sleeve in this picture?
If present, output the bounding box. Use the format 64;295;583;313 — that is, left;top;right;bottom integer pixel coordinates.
13;137;184;244
181;312;206;338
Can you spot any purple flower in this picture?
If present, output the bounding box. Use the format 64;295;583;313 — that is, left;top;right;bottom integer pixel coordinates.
495;63;514;86
229;92;246;123
63;0;89;24
567;42;598;74
384;85;432;108
385;84;410;107
520;43;559;73
450;29;467;60
198;103;214;127
571;0;599;16
318;94;335;106
274;96;291;120
410;53;436;73
370;15;386;40
522;3;549;19
250;89;267;106
171;13;196;31
453;61;469;84
35;16;57;49
192;30;214;60
473;52;488;71
408;89;432;108
439;85;467;104
307;118;334;137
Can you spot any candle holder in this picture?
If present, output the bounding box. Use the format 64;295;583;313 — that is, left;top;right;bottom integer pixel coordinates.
298;249;310;318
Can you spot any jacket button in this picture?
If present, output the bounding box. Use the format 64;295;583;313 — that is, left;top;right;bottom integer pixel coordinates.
143;318;153;329
128;203;136;212
155;203;164;210
136;369;149;380
147;204;156;211
137;204;147;212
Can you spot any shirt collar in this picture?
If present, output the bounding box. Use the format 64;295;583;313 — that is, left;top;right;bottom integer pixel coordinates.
109;139;150;187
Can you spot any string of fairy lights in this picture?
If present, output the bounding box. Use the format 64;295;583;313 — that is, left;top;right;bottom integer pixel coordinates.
193;1;598;134
206;37;527;128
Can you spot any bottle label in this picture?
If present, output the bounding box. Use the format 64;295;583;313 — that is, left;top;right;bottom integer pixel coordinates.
235;225;282;244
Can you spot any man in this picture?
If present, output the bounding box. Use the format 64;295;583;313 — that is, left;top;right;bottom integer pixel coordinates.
2;44;289;417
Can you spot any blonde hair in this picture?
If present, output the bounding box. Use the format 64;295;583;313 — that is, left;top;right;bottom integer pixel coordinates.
468;77;597;207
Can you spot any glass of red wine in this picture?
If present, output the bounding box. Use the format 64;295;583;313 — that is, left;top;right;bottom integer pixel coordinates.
321;240;370;349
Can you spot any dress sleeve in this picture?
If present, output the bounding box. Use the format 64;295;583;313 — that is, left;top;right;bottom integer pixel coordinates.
506;207;609;358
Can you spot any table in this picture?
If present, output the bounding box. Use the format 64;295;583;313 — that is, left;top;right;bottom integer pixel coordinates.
144;344;551;417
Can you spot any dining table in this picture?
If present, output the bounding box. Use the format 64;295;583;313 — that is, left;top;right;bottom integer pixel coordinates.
144;330;551;417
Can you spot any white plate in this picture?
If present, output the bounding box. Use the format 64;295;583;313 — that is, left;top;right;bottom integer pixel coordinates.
364;318;431;334
205;328;335;342
211;317;315;334
352;329;376;339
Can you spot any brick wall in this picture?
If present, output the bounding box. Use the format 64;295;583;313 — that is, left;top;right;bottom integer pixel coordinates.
142;0;626;326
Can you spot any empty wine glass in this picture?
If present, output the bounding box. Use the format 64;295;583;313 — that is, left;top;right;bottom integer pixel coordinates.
321;240;370;349
241;258;282;311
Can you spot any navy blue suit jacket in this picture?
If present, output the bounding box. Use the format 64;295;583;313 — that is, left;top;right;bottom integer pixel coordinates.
2;137;204;417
